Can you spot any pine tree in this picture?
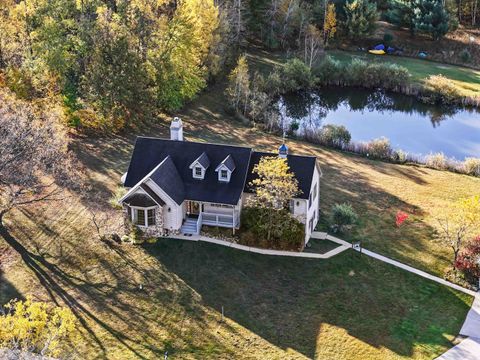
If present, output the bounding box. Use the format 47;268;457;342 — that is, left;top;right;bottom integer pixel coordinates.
412;0;450;40
343;0;379;40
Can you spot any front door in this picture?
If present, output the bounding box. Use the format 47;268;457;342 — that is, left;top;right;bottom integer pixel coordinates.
186;201;200;215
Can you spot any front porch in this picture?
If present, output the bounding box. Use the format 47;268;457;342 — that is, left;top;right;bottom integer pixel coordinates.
181;201;240;235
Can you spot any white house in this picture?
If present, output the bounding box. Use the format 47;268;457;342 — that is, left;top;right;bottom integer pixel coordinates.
119;117;322;245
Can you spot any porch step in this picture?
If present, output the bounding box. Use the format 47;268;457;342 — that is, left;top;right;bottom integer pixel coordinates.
180;218;199;235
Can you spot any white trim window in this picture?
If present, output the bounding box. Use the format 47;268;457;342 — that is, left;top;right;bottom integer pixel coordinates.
193;166;204;179
220;169;228;180
129;206;157;227
216;164;232;182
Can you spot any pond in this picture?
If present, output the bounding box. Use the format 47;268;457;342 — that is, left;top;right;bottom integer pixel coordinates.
277;87;480;161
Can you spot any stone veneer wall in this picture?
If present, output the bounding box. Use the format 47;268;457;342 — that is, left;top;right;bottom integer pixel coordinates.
124;205;165;237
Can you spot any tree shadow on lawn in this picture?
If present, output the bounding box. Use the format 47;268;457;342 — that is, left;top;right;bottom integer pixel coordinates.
0;223;161;359
149;239;471;359
0;217;241;359
0;269;22;305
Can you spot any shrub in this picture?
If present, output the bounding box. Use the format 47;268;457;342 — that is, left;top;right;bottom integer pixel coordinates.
455;236;480;286
241;207;305;250
464;157;480;176
392;149;408;163
459;49;472;63
319;124;351;148
281;58;314;92
425;152;448;170
315;56;345;84
331;203;358;233
424;75;462;104
366;137;393;159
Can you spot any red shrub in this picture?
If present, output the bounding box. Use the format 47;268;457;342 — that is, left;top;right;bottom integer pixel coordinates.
395;211;409;227
455;236;480;280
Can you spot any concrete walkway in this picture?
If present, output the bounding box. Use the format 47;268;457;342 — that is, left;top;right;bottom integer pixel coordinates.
167;233;350;259
435;295;480;359
436;337;480;360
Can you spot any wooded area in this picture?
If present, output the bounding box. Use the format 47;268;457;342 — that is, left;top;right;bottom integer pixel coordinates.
1;0;478;132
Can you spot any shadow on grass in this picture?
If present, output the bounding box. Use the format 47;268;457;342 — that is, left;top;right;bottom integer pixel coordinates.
0;269;22;305
148;238;471;359
0;222;151;359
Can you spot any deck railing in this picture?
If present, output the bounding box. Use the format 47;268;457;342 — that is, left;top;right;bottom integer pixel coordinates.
201;212;237;228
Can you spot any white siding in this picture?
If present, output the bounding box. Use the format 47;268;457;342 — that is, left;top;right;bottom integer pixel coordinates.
145;179;183;231
304;165;321;244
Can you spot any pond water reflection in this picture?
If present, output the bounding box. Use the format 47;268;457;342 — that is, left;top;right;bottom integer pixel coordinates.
277;87;480;160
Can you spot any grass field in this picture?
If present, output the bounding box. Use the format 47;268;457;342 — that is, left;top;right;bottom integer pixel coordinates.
328;50;480;97
1;51;480;358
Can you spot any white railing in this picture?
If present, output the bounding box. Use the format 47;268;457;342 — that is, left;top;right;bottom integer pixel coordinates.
201;212;235;228
195;213;203;235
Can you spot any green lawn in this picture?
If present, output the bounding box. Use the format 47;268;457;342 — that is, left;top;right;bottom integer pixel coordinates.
304;238;341;254
147;239;471;359
328;50;480;97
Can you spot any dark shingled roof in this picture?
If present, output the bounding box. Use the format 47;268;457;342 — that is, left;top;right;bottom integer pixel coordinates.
193;152;210;169
244;151;317;200
140;183;166;206
124;138;252;205
149;156;185;205
124;193;158;207
217;154;236;172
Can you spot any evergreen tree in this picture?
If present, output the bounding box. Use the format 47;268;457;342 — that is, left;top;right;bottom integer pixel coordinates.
343;0;379;40
412;0;450;40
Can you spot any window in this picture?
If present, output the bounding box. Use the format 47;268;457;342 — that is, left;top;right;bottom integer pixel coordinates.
135;209;146;226
220;169;228;179
308;192;313;209
312;183;317;201
195;166;202;177
132;208;156;226
147;209;156;226
289;200;295;214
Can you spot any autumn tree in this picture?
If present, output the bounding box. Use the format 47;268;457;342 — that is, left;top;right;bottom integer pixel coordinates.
303;24;324;69
248;156;301;240
226;55;250;114
323;2;337;44
0;90;81;226
436;195;480;266
0;297;78;357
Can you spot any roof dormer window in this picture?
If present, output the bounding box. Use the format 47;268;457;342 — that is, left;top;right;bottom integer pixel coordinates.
215;154;235;183
189;152;210;180
194;166;204;179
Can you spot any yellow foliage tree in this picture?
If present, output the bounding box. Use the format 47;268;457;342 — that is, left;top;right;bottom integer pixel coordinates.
248;155;301;241
436;195;480;266
0;297;78;357
323;3;337;44
249;155;300;210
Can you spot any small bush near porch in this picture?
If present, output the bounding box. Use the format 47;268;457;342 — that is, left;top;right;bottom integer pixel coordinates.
239;207;304;250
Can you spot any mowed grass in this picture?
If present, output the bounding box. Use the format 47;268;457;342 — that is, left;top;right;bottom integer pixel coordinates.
304;238;341;254
328;50;480;97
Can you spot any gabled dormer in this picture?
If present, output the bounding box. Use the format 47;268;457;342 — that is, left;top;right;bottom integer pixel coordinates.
189;152;210;180
215;154;235;182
